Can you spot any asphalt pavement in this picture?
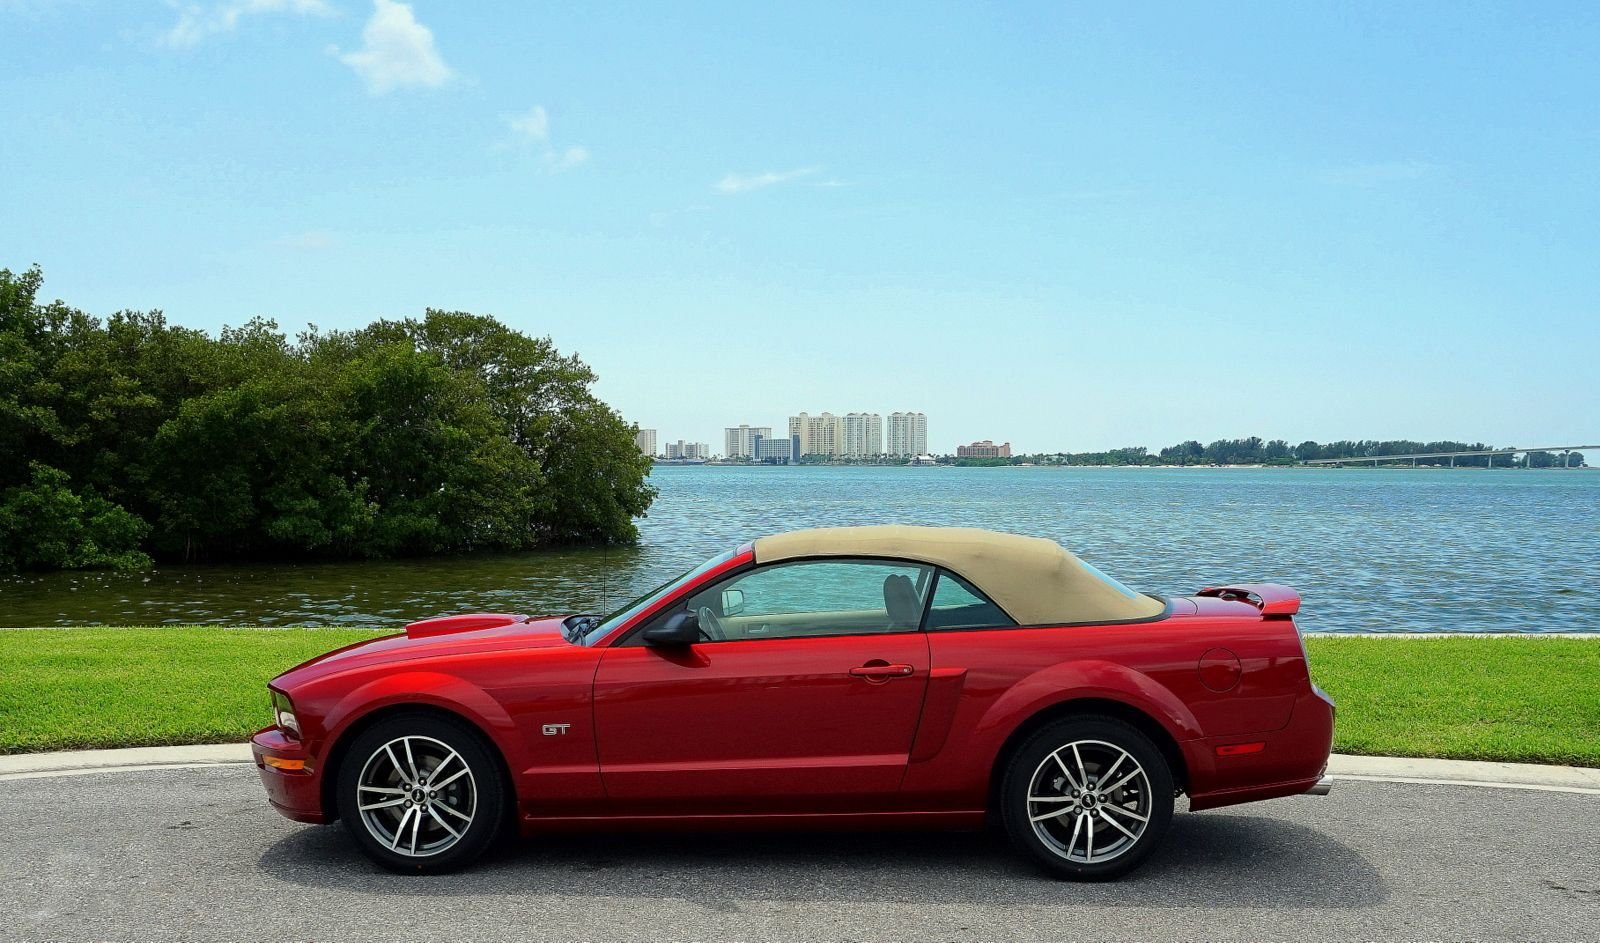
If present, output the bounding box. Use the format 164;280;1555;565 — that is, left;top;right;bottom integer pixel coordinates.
0;765;1595;941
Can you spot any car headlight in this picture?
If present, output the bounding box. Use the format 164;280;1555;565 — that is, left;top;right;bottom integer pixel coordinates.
271;688;301;738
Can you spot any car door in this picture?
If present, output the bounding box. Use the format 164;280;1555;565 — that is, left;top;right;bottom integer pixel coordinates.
591;558;933;814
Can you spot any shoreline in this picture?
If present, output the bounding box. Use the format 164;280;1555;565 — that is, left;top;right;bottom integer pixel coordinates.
660;462;1595;471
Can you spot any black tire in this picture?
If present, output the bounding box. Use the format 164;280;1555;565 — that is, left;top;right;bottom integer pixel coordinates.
999;715;1174;881
335;712;508;873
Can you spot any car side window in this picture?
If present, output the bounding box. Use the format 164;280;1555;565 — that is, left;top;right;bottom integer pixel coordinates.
678;559;932;641
924;569;1017;630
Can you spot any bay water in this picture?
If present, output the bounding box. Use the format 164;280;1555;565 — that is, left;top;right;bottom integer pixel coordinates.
2;466;1595;633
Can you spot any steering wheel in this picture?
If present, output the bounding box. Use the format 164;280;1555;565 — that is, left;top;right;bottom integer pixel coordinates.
696;606;726;642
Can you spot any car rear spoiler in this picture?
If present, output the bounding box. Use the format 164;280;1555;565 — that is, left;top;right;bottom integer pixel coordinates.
1195;583;1301;617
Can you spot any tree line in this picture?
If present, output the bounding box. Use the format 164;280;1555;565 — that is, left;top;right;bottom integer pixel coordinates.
948;438;1588;468
0;266;656;573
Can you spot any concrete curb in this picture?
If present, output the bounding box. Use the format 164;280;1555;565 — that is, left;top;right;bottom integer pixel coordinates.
2;744;1597;794
1328;754;1600;794
0;743;251;780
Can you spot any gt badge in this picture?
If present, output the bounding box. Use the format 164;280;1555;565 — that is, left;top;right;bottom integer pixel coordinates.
541;723;571;736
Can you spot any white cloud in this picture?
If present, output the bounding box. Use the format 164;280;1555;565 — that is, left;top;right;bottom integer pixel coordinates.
714;166;819;195
162;0;332;48
506;105;549;142
336;0;452;94
499;106;588;173
545;145;589;172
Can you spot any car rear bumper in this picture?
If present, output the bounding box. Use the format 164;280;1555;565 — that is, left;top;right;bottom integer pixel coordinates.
1184;685;1336;811
250;726;327;824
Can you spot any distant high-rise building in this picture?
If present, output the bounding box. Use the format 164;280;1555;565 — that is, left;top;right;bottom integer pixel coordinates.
886;412;928;457
788;412;843;458
841;413;883;459
634;428;658;457
664;440;710;460
957;439;1012;458
725;425;771;460
754;434;801;465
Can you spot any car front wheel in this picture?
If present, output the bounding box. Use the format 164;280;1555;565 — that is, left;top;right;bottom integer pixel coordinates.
1000;716;1175;880
335;712;507;873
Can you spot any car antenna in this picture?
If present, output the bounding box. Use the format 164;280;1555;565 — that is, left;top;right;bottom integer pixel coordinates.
601;541;611;616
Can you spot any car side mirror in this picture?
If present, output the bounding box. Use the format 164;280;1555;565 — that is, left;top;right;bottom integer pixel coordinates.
721;588;745;616
642;610;699;646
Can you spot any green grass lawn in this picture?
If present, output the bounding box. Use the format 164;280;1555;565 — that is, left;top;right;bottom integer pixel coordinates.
1305;636;1599;767
0;628;386;754
1;629;1596;766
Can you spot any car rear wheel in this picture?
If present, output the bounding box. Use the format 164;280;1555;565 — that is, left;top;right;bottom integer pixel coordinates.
335;713;507;873
1000;716;1174;880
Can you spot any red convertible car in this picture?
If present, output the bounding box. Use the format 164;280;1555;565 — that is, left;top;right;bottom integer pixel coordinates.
253;525;1334;880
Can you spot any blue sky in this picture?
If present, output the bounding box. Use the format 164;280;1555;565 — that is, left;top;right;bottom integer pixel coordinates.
3;1;1597;454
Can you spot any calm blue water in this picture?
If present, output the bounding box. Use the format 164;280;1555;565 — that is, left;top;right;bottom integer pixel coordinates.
2;466;1596;632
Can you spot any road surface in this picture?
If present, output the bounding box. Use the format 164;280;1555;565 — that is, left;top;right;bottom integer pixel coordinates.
0;766;1595;941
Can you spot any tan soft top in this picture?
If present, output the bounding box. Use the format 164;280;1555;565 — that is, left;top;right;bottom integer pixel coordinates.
752;525;1165;625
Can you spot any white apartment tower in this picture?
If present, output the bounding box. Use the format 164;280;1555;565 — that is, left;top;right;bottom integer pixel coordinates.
788;412;843;458
664;440;710;460
886;412;928;457
842;412;883;459
633;428;658;457
724;425;771;460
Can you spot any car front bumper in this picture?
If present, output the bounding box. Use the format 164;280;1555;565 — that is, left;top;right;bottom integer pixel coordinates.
250;726;327;824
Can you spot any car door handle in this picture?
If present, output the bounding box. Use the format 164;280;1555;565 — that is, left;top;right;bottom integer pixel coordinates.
849;663;916;680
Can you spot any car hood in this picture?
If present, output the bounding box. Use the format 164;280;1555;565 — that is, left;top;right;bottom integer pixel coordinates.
271;614;574;688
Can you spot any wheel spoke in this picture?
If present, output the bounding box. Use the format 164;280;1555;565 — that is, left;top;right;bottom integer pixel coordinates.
1102;803;1148;823
390;806;414;850
1084;810;1095;861
427;805;462;839
1051;751;1081;791
1029;805;1077;824
409;803;422;854
1104;766;1144;794
429;751;458;781
359;797;406;811
358;785;405;795
435;799;472;822
403;738;421;784
434;766;470;789
1027;794;1076;803
1100;751;1127;785
383;744;411;786
1071;743;1089;789
1099;808;1139;841
1067;810;1085;858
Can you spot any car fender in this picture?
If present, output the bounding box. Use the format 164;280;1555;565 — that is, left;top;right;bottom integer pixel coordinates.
315;670;532;778
974;659;1203;763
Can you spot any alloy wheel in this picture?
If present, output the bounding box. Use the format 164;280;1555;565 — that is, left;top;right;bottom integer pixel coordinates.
355;735;477;858
1024;738;1152;864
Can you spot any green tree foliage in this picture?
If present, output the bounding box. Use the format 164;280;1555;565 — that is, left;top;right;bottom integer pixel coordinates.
0;266;655;572
0;464;150;571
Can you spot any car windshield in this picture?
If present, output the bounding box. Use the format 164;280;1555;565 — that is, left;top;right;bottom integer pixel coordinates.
580;547;740;644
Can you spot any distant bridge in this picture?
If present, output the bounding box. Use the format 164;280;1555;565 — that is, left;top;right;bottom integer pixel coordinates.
1302;445;1597;468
